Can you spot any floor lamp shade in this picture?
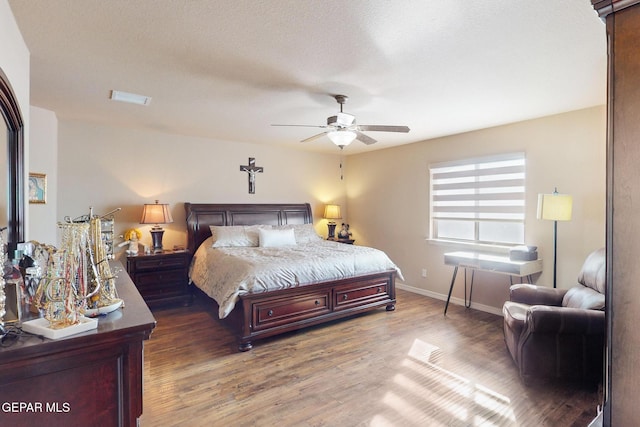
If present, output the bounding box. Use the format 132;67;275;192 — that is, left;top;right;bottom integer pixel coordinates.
537;193;573;221
537;190;572;288
140;200;174;252
323;204;342;239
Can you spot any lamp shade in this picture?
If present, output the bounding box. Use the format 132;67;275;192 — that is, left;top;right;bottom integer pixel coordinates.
140;200;174;225
323;204;342;220
327;129;356;147
537;193;572;221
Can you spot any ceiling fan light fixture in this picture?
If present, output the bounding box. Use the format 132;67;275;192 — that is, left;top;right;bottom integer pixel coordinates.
327;130;356;147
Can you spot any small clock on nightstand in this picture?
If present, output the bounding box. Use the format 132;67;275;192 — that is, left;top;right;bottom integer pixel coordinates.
126;250;192;307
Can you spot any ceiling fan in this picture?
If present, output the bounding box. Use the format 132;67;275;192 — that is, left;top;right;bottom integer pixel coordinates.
272;95;410;148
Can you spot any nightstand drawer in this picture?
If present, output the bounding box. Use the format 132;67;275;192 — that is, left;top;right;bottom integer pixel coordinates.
133;256;188;271
134;270;187;290
138;283;188;300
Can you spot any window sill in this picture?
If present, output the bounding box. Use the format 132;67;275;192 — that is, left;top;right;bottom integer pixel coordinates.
426;238;514;255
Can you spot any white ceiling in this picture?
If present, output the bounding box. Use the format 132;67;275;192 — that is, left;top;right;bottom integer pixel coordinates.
8;0;606;155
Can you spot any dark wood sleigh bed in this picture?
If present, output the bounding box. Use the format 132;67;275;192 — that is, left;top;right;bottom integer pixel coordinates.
185;202;397;351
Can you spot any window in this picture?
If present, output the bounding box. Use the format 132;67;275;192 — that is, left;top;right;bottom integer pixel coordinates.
430;152;525;246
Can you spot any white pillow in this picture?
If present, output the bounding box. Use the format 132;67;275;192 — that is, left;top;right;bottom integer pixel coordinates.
275;224;322;244
210;225;266;247
259;228;296;247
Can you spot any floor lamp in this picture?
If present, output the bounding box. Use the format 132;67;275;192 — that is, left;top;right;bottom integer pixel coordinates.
537;188;573;288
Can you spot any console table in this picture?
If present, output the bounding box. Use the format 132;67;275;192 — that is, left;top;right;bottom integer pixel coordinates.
0;261;156;427
443;251;543;315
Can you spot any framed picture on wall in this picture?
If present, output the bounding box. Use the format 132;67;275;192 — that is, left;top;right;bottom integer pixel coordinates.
28;172;47;204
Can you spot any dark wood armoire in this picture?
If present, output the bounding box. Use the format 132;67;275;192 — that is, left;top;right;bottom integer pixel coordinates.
591;1;640;425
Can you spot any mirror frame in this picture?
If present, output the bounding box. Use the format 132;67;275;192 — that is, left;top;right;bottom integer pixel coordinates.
0;67;25;254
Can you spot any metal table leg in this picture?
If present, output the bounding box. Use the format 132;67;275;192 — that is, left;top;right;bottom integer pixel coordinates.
464;269;475;308
444;266;458;315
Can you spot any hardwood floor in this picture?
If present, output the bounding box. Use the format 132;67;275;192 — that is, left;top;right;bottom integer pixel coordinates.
141;289;601;426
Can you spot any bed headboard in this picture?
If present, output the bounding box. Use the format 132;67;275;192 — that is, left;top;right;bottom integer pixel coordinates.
184;203;313;254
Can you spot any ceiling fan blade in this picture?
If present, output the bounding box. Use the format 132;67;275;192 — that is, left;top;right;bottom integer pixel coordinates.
357;125;410;133
301;131;329;143
272;124;328;129
355;131;377;145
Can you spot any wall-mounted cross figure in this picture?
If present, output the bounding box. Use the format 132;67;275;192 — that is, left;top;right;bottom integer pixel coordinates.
239;157;264;194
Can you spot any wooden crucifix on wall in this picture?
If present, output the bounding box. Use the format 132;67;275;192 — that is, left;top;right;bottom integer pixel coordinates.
239;157;264;194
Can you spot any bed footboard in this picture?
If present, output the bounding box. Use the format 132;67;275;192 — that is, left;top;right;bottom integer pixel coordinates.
233;270;396;351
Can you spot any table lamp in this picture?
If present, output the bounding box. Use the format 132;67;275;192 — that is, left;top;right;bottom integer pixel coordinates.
537;188;573;288
140;200;173;253
323;204;342;239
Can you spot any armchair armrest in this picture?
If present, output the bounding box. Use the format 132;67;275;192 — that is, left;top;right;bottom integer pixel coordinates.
526;305;605;335
510;284;566;306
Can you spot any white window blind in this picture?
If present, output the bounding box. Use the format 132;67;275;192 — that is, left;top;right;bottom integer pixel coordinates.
430;153;526;245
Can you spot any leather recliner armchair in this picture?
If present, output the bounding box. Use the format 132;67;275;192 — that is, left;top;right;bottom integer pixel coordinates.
502;248;605;385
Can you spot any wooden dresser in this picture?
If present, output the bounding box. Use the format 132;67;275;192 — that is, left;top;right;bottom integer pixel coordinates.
0;261;156;427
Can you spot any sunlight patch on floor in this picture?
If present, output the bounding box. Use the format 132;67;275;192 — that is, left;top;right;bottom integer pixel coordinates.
374;338;517;426
392;373;469;421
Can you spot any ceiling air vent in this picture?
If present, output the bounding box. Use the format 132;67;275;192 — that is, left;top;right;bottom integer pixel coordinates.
109;90;151;106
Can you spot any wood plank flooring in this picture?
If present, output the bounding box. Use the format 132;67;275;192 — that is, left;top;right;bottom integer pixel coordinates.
140;289;601;426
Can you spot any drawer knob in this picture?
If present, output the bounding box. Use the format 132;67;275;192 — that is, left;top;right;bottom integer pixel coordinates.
343;294;348;300
377;287;382;293
268;310;274;317
315;300;320;305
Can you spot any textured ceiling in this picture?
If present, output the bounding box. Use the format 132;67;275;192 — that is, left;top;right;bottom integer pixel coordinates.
8;0;606;154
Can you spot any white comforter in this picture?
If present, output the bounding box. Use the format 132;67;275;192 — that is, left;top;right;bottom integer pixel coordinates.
189;238;403;318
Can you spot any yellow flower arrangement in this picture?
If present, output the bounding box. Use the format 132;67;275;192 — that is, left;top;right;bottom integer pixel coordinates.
123;228;142;241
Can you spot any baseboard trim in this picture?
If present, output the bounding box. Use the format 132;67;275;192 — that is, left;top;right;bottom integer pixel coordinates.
396;282;503;317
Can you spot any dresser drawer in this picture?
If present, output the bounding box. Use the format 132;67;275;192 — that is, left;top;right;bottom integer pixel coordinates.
252;291;331;331
334;279;390;311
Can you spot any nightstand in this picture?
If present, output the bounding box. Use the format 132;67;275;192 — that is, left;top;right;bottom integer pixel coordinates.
126;250;192;307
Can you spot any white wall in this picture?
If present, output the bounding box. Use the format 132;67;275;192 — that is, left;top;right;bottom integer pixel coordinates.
56;119;346;258
30;102;604;313
28;106;57;243
346;106;606;312
37;106;605;313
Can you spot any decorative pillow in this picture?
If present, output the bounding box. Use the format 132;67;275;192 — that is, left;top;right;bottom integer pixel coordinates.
210;225;267;247
275;224;322;244
562;285;605;310
259;228;296;247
